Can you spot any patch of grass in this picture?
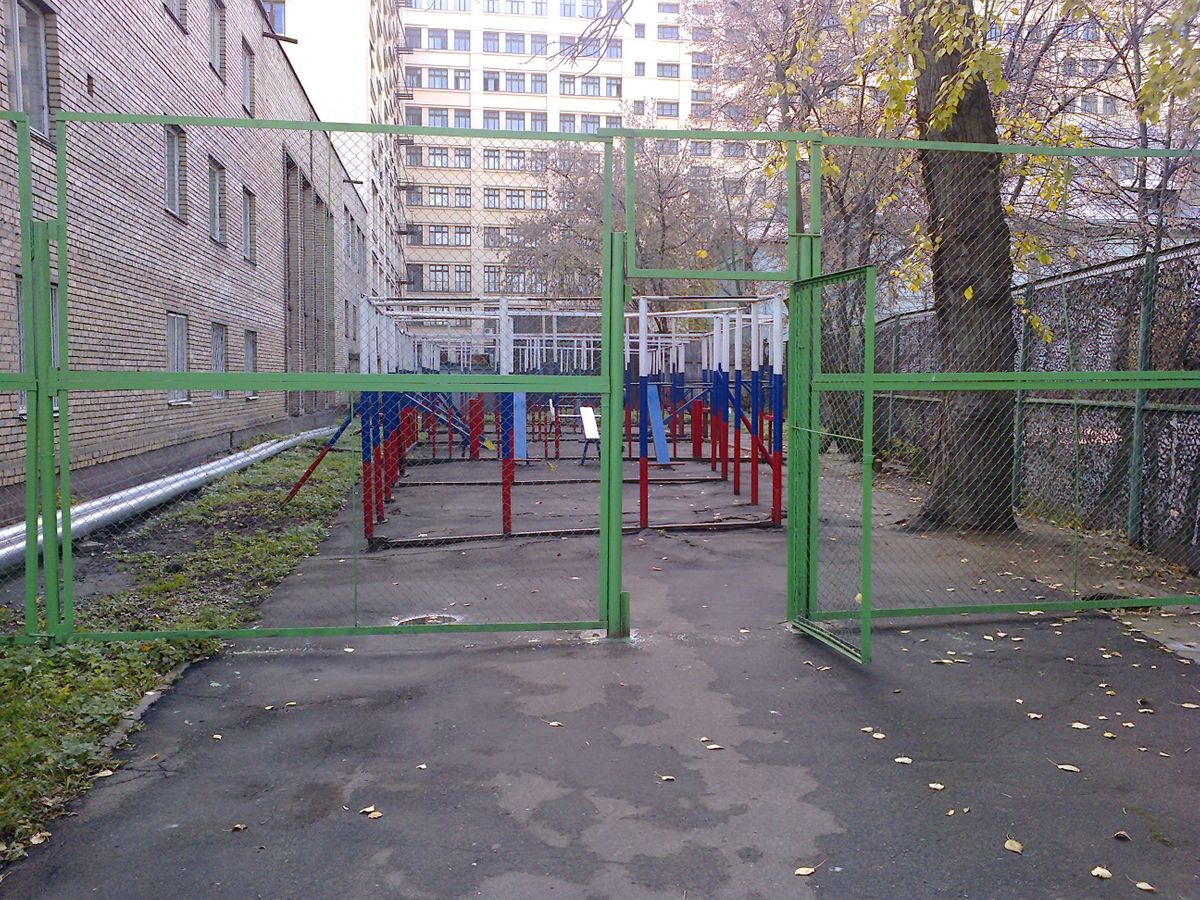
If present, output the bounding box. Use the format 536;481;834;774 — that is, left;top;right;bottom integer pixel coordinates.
0;435;358;862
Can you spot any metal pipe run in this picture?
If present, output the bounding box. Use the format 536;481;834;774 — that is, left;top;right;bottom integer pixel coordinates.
0;426;337;573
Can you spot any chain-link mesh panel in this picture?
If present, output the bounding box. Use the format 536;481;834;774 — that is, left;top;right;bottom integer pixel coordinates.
0;394;30;636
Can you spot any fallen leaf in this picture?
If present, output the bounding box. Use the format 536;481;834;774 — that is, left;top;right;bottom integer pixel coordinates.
343;647;355;653
659;774;675;782
212;734;223;741
1135;882;1156;893
929;782;945;791
263;705;275;711
1090;866;1112;879
368;811;383;819
94;769;114;778
415;763;427;770
359;805;376;814
894;756;912;764
946;808;955;816
1027;713;1043;720
231;823;247;832
544;720;563;727
1103;732;1116;739
1071;722;1090;730
285;701;298;708
794;862;823;876
860;726;875;733
872;732;886;740
1180;702;1199;709
1113;831;1131;841
706;743;723;750
1057;764;1081;773
1004;838;1024;854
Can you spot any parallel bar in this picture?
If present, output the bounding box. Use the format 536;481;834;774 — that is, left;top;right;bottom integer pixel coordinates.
628;267;794;282
58;371;606;393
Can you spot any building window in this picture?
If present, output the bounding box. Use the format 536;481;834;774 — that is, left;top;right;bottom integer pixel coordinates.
657;62;679;78
505;111;525;130
482;110;500;129
429;225;449;246
404;26;421;48
454;29;470;50
560;113;576;132
454;68;470;89
1081;94;1098;114
428;28;448;49
407;263;424;291
581;75;600;96
581;0;600;16
634;23;645;37
655;138;678;154
632;100;644;114
241;41;256;114
405;144;422;166
531;33;547;54
429;146;450;167
560;74;576;94
430;186;450;206
208;0;225;79
428;67;449;88
7;0;51;135
531;112;547;131
606;38;622;58
506;72;525;92
484;188;500;208
208;158;226;243
722;140;746;157
428;107;449;127
243;330;257;398
530;73;547;94
454;264;471;292
533;0;546;12
531;150;548;171
634;62;645;76
1102;96;1116;114
406;107;422;126
483;31;499;51
506;149;525;170
532;189;547;209
166;313;189;404
454;225;471;246
211;323;227;398
507;0;523;11
429;265;450;292
241;187;256;262
484;265;502;292
483;70;500;91
405;69;422;89
657;1;679;11
505;32;525;53
164;125;186;217
454;186;471;207
657;24;680;39
484;0;497;9
483;226;501;247
690;140;711;156
580;114;599;133
406;185;423;205
657;101;679;117
505;189;525;209
407;224;423;245
506;268;526;291
165;0;187;27
454;108;471;128
560;0;574;14
605;77;622;97
484;148;501;169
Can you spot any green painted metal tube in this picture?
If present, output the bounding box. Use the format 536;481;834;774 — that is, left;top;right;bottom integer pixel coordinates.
1126;251;1157;546
57;371;606;393
16;115;38;636
31;223;58;638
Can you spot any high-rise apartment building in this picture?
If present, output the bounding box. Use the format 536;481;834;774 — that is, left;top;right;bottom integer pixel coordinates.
393;0;713;299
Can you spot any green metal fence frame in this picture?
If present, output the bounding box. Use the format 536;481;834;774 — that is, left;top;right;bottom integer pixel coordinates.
3;112;1199;661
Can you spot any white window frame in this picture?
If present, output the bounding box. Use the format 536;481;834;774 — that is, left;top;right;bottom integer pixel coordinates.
208;0;225;79
211;322;227;398
208;157;225;243
166;312;189;405
244;330;258;399
241;40;255;114
7;0;50;136
164;125;184;216
241;186;256;263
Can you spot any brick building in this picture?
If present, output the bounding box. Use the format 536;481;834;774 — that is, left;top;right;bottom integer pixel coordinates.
0;0;402;499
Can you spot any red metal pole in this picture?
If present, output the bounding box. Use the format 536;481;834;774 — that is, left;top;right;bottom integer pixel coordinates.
502;455;514;534
691;399;702;460
469;395;482;460
771;450;783;526
733;415;741;495
639;456;649;529
430;398;438;460
625;406;632;459
554;407;561;459
750;429;759;505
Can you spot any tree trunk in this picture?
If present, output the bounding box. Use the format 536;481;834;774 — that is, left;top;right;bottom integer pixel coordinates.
910;1;1018;532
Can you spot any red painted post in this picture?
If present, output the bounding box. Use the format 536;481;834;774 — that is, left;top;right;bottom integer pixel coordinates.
554;407;561;459
625;406;632;459
469;395;482;460
639;456;649;529
691;399;703;460
502;457;514;534
733;414;741;495
771;449;783;526
430;398;438;460
750;429;759;505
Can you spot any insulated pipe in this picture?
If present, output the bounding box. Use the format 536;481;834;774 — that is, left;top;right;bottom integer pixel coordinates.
0;425;338;574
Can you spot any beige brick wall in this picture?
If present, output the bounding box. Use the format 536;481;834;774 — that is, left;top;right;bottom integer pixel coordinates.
0;0;400;494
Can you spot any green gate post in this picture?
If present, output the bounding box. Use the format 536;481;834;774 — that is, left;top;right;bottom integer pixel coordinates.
600;141;628;638
31;221;60;641
1011;286;1032;509
15;115;40;638
1126;250;1157;546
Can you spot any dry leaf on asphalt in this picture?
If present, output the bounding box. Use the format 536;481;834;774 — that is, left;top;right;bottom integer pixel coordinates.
231;823;246;832
928;783;945;791
94;769;114;778
658;774;675;782
1135;882;1156;892
706;743;723;750
1070;722;1090;730
794;862;823;876
543;720;563;727
1091;866;1112;879
28;832;50;845
368;811;383;819
1027;713;1043;719
1113;831;1131;841
1004;838;1024;854
894;757;912;765
359;805;375;814
1057;764;1082;773
872;732;886;740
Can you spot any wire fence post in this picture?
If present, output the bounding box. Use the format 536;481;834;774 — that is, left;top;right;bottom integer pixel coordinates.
1126;250;1158;546
1011;286;1032;510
